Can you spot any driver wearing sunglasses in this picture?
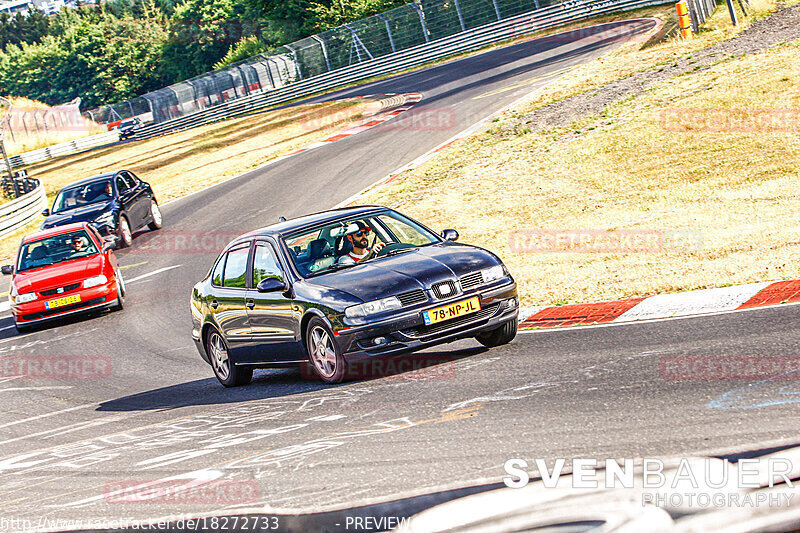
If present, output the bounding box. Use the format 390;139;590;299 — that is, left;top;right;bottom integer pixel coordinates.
337;221;385;265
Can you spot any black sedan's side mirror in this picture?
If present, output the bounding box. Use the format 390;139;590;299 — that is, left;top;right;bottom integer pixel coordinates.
442;229;459;241
257;278;287;293
1;265;12;275
41;209;50;217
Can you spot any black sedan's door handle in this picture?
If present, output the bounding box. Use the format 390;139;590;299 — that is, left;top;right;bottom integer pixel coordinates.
210;299;219;309
246;299;255;309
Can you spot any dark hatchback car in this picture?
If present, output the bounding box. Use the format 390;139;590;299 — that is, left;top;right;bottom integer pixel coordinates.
41;170;162;248
191;206;519;387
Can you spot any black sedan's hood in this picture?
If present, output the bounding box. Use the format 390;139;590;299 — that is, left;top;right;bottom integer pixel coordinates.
309;242;501;302
42;202;112;229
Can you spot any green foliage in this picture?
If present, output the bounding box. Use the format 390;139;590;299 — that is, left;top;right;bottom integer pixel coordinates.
0;0;412;108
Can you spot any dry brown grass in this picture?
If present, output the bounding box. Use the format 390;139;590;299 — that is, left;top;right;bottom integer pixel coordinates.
0;99;370;262
360;32;800;305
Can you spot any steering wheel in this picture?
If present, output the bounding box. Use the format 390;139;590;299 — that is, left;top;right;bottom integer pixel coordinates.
373;242;415;257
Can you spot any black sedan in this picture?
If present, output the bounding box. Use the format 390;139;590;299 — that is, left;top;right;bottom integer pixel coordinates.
41;170;162;248
190;206;519;387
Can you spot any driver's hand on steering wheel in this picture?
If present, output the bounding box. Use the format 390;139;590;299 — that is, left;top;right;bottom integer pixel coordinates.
371;242;385;256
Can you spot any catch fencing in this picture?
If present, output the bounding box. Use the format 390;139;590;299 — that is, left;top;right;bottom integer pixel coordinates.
89;0;682;133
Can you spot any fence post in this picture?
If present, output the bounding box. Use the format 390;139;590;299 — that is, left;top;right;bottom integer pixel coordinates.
410;3;430;43
376;14;397;52
491;0;502;20
311;35;332;71
726;0;738;24
283;44;304;80
453;0;466;31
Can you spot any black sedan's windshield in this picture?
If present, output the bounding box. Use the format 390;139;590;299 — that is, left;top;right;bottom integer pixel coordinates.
283;211;439;277
52;179;113;213
17;230;99;272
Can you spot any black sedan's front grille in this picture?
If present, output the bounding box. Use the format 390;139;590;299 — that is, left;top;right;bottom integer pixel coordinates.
431;280;459;300
397;289;427;306
403;304;500;338
459;271;483;291
41;282;81;297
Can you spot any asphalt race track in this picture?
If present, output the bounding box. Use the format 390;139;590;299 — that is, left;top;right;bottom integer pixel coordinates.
2;18;800;530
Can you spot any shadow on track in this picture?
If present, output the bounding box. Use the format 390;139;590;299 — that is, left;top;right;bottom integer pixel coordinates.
97;346;487;412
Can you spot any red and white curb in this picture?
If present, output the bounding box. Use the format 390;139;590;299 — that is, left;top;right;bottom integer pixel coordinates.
279;93;423;160
518;279;800;329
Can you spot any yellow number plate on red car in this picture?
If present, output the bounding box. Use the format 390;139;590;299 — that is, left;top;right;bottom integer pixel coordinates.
423;297;481;325
44;294;81;310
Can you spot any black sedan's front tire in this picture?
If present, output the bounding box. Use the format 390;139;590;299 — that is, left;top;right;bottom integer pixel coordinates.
476;319;517;348
206;328;252;387
305;317;346;384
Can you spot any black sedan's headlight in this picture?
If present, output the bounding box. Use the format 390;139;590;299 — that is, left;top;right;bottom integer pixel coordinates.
345;296;403;318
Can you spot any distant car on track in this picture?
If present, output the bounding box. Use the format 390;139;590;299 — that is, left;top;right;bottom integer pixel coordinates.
2;222;125;332
41;170;162;248
190;206;519;387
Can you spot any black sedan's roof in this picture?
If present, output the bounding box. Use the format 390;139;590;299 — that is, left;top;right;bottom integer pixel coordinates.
239;206;387;240
60;172;118;188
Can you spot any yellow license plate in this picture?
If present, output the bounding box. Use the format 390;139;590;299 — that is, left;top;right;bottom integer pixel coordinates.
44;294;81;310
423;297;481;325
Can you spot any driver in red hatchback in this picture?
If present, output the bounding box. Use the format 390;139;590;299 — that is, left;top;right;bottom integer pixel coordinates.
2;222;126;333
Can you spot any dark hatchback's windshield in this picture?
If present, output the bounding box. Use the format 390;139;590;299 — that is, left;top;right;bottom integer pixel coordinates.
52;179;113;213
283;210;439;278
17;230;99;272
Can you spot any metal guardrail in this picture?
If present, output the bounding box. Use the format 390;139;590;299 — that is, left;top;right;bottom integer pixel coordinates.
0;131;120;172
0;179;46;238
133;0;672;139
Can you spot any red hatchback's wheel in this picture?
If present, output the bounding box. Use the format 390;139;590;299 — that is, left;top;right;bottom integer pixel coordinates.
111;270;125;311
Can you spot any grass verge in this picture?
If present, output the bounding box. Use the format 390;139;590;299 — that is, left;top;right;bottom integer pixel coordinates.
358;5;800;306
0;99;371;263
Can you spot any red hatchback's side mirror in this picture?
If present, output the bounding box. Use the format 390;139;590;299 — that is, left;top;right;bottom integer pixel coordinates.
1;265;12;275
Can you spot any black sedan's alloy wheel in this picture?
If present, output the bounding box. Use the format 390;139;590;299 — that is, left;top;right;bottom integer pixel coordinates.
148;201;163;231
206;329;252;387
117;216;133;248
305;317;346;384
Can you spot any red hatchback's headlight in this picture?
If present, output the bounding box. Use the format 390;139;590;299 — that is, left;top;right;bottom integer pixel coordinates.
83;275;108;288
13;292;37;304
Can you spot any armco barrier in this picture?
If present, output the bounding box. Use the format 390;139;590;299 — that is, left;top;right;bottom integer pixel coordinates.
132;0;674;139
0;131;120;172
0;180;46;238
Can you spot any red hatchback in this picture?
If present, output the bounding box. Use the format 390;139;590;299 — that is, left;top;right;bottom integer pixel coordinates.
2;222;125;332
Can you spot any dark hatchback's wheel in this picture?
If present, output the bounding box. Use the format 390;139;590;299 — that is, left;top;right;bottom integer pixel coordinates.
117;215;133;248
147;200;163;231
305;317;345;384
476;319;518;348
206;328;252;387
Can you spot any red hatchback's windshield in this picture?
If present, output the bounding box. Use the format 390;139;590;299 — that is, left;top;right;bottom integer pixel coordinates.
17;230;99;272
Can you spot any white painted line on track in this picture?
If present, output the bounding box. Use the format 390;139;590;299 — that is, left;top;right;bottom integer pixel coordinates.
0;301;9;313
0;387;72;393
0;402;97;430
0;324;14;331
126;264;182;283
